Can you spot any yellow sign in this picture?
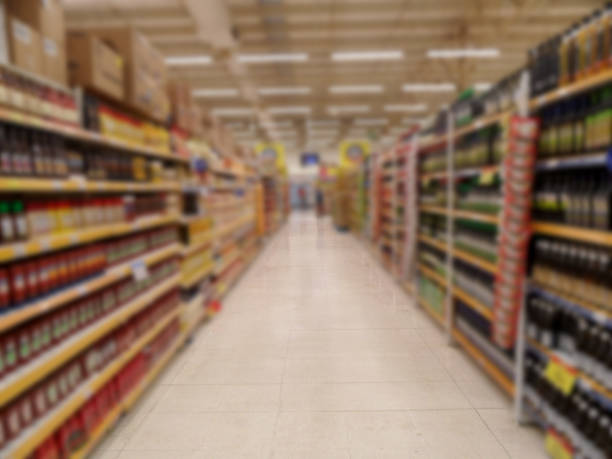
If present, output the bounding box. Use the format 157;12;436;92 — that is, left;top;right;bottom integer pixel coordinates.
544;359;577;396
256;142;286;173
545;431;572;459
339;140;370;168
478;169;497;185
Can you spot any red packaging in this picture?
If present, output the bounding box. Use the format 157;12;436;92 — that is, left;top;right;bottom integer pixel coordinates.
0;267;10;309
47;256;59;291
4;331;18;374
57;254;68;286
33;435;61;459
37;259;49;296
58;415;86;456
10;263;27;304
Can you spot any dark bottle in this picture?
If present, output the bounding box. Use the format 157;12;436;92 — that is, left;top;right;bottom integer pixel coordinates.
0;125;13;175
31;132;45;177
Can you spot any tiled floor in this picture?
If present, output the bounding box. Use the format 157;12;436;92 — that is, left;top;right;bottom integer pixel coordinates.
93;212;545;458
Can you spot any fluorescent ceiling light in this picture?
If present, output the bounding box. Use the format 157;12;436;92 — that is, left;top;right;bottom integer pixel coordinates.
384;104;427;113
355;118;388;126
402;83;456;93
307;128;338;136
193;88;239;98
427;48;500;59
329;85;383;94
328;105;370;115
211;107;254;117
165;55;212;66
267;106;311;115
258;86;311;96
237;53;308;63
260;120;294;129
474;82;493;91
331;50;403;61
307;120;339;127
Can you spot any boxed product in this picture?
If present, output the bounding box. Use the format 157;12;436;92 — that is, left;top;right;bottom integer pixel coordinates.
75;27;167;120
5;15;42;74
42;35;66;84
6;0;65;45
67;31;124;101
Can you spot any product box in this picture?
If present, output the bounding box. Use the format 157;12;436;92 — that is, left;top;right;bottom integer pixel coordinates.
6;16;42;75
67;31;124;101
6;0;65;45
76;27;167;119
41;36;66;85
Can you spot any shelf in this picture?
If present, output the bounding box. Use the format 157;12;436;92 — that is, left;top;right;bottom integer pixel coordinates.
532;221;612;247
529;282;612;328
0;106;187;164
454;164;500;179
3;304;183;459
535;152;607;171
420;170;447;181
416;295;445;328
418;263;447;288
181;293;206;338
182;231;215;257
0;213;179;264
71;323;186;459
181;262;215;289
452;209;499;225
214;249;241;276
0;273;179;408
417;233;447;252
452;247;498;273
453;110;511;139
0;177;180;194
214;213;256;239
0;243;180;334
452;286;493;320
527;338;612;405
419;204;448;216
452;327;515;397
530;69;612;110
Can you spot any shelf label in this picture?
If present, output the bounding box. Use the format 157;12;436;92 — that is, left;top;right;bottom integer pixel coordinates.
545;430;572;459
13;244;26;257
478;169;496;185
544;358;577;396
131;260;149;282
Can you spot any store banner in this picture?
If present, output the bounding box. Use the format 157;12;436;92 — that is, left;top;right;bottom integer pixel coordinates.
339;140;370;168
256;142;287;174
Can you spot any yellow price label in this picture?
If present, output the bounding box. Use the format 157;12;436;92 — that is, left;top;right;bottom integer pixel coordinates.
544;359;577;396
479;169;496;185
545;431;572;459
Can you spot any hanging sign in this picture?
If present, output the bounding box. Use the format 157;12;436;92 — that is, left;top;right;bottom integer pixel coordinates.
339;140;370;168
256;142;286;174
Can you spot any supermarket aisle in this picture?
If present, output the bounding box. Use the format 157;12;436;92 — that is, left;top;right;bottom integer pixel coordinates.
94;212;544;459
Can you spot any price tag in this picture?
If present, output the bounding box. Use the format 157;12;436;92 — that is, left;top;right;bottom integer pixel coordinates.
544;358;577;396
478;169;496;185
77;284;88;295
70;234;80;244
131;260;149;282
545;431;572;459
73;176;87;190
13;244;26;257
474;120;484;129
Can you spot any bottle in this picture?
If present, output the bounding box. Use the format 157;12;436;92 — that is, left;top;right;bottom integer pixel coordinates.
31;132;45;177
12;200;28;241
0;201;15;243
0;125;13;175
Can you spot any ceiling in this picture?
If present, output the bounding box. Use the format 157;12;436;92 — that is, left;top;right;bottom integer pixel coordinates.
63;0;600;157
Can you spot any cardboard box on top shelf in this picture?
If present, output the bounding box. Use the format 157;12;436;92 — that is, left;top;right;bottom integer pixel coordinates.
5;16;42;75
41;36;66;85
74;26;167;118
6;0;65;45
167;81;192;131
67;31;124;101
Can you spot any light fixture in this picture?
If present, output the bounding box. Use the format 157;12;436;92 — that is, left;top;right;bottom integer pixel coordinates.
260;120;294;129
331;50;403;61
328;105;370;115
307;128;338;136
329;85;383;94
165;55;212;66
258;87;311;96
402;83;456;93
474;82;493;91
427;48;500;59
237;53;308;63
384;104;427;113
267;106;311;115
211;107;254;117
354;118;388;126
192;88;239;98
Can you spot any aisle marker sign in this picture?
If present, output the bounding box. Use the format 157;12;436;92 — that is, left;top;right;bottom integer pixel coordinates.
256;142;286;174
339;140;370;168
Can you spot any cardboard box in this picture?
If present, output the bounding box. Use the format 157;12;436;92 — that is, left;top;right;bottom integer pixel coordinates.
6;16;42;75
67;31;124;101
6;0;65;45
76;27;166;117
41;36;66;85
